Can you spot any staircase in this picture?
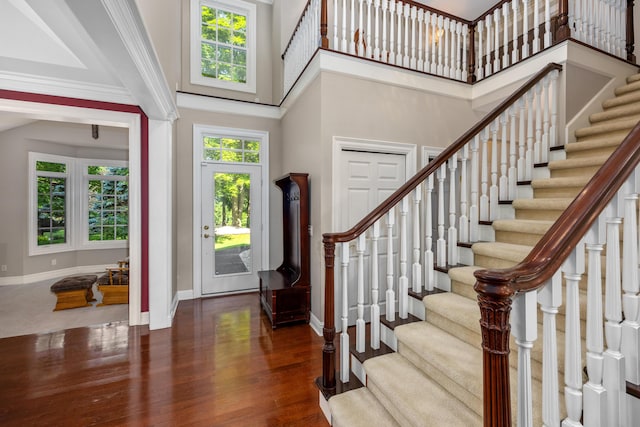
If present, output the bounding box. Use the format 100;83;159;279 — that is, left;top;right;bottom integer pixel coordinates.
325;72;640;425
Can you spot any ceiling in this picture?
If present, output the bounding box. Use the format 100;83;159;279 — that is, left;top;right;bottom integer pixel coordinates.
416;0;496;20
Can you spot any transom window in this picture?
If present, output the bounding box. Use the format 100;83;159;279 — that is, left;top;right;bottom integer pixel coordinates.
190;0;256;93
203;136;260;163
29;153;129;256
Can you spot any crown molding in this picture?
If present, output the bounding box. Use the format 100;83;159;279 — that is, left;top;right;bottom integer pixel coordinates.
177;92;282;119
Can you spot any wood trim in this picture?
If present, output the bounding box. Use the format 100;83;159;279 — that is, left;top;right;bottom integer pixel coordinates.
627;0;636;62
555;0;571;42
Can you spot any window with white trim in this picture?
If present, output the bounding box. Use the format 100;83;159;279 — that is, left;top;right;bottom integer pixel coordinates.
29;153;129;256
190;0;257;93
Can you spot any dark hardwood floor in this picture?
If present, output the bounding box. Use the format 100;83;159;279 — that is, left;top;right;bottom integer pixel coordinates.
0;293;329;426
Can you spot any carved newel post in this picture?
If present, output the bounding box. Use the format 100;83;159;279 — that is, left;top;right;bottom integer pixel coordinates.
321;240;336;391
555;0;571;42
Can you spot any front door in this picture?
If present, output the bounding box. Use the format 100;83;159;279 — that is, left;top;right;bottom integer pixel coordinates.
201;163;262;294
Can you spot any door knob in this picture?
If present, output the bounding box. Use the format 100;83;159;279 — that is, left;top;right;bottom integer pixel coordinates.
203;233;210;238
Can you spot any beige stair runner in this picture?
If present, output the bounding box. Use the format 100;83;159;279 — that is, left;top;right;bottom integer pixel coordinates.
328;72;640;426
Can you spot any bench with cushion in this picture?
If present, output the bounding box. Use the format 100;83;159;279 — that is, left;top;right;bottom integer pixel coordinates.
96;260;129;306
50;275;98;311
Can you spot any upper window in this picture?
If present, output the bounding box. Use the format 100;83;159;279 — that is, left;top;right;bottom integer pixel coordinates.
203;135;260;163
190;0;257;93
29;153;129;256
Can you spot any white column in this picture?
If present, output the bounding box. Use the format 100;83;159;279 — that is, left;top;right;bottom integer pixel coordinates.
469;135;480;241
448;153;458;265
398;197;409;318
340;242;350;383
539;271;562;427
424;175;435;290
412;185;422;293
370;221;381;349
512;290;538;427
437;164;447;267
385;208;395;321
356;234;366;353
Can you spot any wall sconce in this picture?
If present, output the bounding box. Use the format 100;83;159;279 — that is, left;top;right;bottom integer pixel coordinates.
92;124;99;140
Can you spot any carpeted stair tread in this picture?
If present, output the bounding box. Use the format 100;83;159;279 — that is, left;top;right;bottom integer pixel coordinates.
329;387;400;427
614;79;640;97
590;101;640;124
512;198;572;211
472;241;532;264
627;73;640;83
602;89;640;110
449;266;481;300
564;132;627;157
547;155;609;171
574;116;639;139
492;219;554;234
364;353;481;427
531;176;590;189
424;292;481;346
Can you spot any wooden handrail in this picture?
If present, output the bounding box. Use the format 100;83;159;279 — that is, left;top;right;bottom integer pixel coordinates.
322;62;562;247
318;62;562;395
473;88;640;427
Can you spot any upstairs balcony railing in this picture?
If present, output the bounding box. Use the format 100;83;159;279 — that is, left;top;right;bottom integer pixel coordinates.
283;0;636;94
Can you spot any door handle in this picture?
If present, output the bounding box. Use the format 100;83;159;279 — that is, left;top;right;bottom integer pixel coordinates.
203;233;210;239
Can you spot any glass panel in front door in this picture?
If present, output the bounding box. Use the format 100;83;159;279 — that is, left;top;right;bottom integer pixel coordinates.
213;172;251;276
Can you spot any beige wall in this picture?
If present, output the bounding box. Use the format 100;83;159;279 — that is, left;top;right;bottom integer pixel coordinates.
175;109;282;292
0;121;129;278
565;63;611;121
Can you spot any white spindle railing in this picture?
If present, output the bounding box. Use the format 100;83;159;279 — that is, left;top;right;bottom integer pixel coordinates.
569;0;628;58
283;0;321;94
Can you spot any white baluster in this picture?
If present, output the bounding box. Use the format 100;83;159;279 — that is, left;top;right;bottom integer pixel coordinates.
539;271;562;427
436;15;444;75
522;0;530;58
356;235;366;353
381;0;388;62
399;198;408;319
450;20;458;79
512;290;537;427
357;0;365;57
621;193;640;383
508;105;517;200
562;244;585;427
404;3;412;68
512;1;519;64
448;153;458;265
604;0;612;54
371;222;381;350
386;208;396;321
534;82;543;165
334;0;339;49
430;13;437;74
395;0;403;65
417;8;424;71
437;164;447;267
573;0;583;42
480;127;490;222
583;228;607;426
412;185;422;293
616;0;624;58
542;75;551;163
603;216;626;427
341;0;348;52
588;0;595;46
459;145;469;243
349;0;356;54
499;111;509;201
461;24;468;81
388;0;395;64
424;175;435;290
366;0;373;58
477;20;485;80
470;135;480;241
443;17;450;76
518;98;527;182
485;14;493;77
502;4;509;68
533;0;540;53
490;118;499;221
543;0;551;48
550;69;558;148
340;242;350;383
455;22;463;80
423;11;430;72
493;9;501;72
526;89;534;181
373;0;381;60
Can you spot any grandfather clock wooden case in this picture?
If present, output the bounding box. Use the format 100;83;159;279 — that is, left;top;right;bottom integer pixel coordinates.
258;173;310;328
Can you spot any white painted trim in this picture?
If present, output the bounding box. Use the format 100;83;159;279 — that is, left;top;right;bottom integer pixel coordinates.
177;92;281;119
421;145;445;167
170;291;179;322
178;289;195;300
101;0;178;121
332;136;417;232
0;264;114;286
140;311;150;325
0;98;145;326
190;0;257;93
309;312;323;336
192;124;269;298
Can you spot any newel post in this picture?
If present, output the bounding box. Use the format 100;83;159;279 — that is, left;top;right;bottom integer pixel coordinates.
627;0;636;62
322;239;336;391
474;275;515;427
468;22;476;83
555;0;570;42
321;0;329;49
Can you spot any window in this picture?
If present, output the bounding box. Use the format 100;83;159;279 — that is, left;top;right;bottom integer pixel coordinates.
203;135;260;163
29;153;129;256
190;0;257;93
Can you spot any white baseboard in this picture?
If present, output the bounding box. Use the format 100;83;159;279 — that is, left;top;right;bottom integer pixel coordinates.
177;289;194;301
318;390;332;425
0;264;114;286
140;311;150;325
309;312;323;336
170;292;179;322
